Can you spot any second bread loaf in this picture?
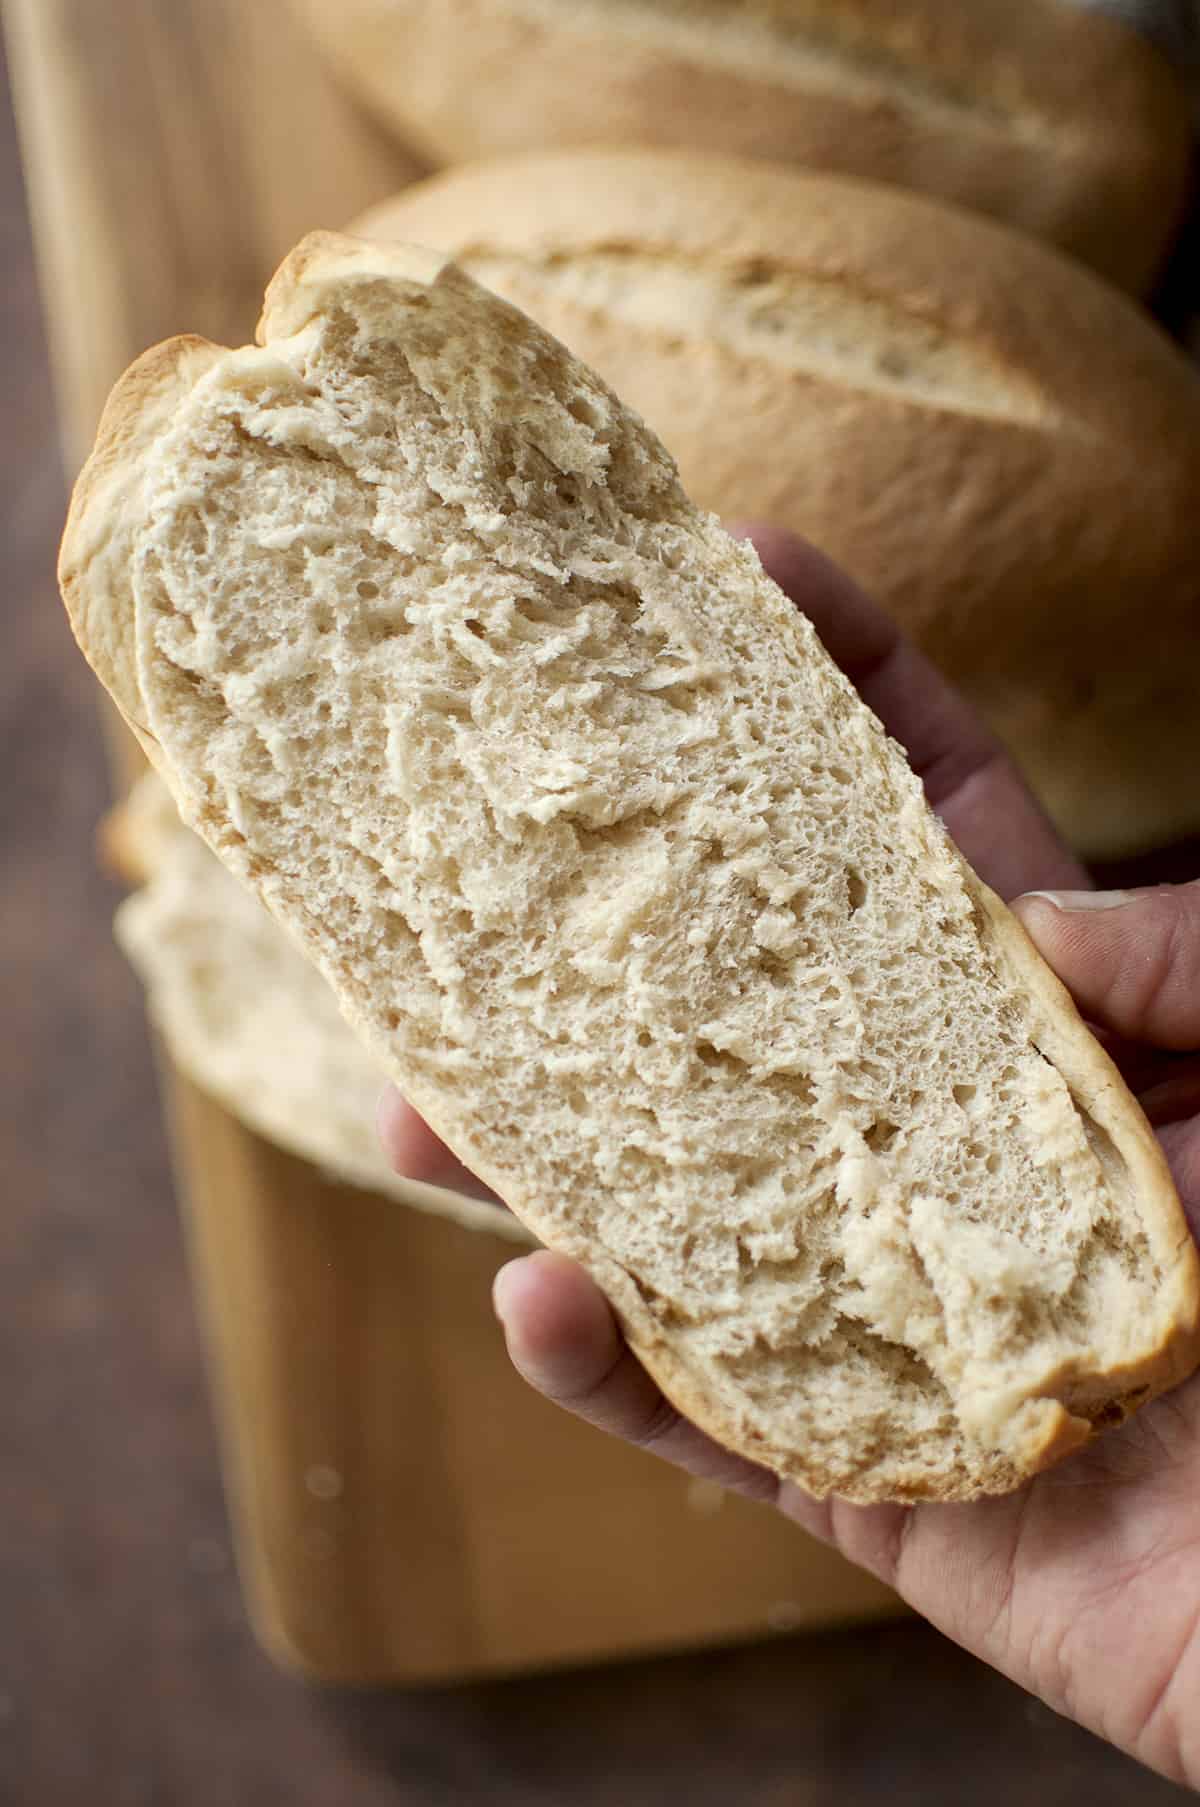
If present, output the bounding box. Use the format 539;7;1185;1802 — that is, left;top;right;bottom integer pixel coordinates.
296;0;1193;292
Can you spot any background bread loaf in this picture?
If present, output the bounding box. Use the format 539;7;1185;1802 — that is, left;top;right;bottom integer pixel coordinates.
355;152;1200;860
293;0;1194;293
59;234;1200;1502
104;776;530;1243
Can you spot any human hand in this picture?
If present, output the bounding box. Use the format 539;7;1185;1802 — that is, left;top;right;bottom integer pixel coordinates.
380;530;1200;1785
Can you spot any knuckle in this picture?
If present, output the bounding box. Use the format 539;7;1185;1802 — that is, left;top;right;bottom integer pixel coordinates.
627;1392;683;1453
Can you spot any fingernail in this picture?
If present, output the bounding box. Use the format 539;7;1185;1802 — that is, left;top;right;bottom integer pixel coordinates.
1018;889;1138;913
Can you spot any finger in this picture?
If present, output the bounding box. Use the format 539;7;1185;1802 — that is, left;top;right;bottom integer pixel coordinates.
1013;882;1200;1050
731;523;1086;899
376;1087;503;1205
492;1252;782;1501
1137;1063;1200;1130
1158;1120;1200;1228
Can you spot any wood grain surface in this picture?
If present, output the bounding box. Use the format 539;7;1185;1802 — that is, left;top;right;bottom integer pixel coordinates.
0;2;1195;1801
167;1075;908;1686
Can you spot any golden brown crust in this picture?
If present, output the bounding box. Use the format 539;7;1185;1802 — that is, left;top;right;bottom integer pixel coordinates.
257;230;452;345
58;335;222;762
967;875;1200;1395
298;0;1192;291
354;151;1200;859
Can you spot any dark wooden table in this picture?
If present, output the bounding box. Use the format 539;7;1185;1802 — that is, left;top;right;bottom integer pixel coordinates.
0;38;1192;1807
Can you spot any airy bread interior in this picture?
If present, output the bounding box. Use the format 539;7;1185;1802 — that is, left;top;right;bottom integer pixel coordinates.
60;235;1199;1500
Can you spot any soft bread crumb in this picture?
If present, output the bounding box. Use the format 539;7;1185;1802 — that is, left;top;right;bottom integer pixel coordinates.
59;234;1200;1502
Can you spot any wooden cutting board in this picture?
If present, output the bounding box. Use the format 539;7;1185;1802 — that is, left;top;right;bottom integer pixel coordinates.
4;0;900;1681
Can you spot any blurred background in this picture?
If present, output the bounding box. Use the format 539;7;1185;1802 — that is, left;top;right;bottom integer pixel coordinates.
3;1;1199;1800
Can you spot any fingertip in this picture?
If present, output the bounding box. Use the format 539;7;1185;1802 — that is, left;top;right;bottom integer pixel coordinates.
1010;890;1065;944
492;1250;621;1396
491;1250;549;1330
492;1248;610;1345
1010;892;1106;1013
493;1260;783;1502
378;1087;502;1203
376;1085;443;1180
1011;889;1130;970
1012;882;1200;1049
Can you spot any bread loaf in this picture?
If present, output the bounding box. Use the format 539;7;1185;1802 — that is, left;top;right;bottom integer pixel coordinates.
59;233;1200;1502
355;151;1200;860
293;0;1193;293
105;776;531;1242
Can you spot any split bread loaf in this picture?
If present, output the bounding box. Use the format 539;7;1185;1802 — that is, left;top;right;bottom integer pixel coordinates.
60;233;1200;1502
354;150;1200;861
105;775;531;1243
291;0;1194;293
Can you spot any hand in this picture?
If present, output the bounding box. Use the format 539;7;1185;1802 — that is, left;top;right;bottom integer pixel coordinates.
380;529;1200;1786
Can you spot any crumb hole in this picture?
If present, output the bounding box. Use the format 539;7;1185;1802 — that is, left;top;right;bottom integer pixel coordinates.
696;1040;747;1074
864;1119;899;1154
513;597;561;628
754;948;789;985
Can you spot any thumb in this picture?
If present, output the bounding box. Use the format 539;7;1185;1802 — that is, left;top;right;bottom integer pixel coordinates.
1012;881;1200;1051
